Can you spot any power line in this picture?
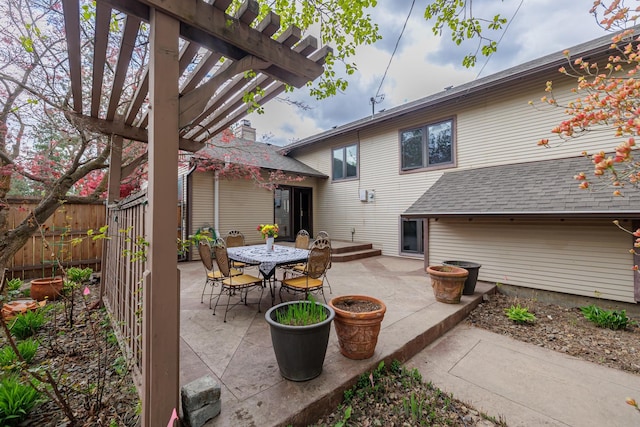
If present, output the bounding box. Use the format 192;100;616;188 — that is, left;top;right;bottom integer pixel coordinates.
372;0;416;108
475;0;525;80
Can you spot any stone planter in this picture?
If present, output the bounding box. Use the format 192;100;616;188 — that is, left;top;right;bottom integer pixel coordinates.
329;295;386;360
265;300;335;381
426;266;468;304
30;277;64;301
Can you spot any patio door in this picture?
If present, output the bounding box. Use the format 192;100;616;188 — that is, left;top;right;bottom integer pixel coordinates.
274;186;312;241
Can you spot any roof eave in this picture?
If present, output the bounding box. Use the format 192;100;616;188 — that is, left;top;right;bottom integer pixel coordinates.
402;211;640;219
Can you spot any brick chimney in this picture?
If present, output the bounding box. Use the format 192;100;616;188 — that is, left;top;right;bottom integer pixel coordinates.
233;119;256;142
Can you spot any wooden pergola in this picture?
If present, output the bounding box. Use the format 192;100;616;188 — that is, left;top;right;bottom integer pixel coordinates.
60;0;330;424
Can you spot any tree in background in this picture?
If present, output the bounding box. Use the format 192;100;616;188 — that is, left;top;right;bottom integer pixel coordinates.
0;0;151;282
536;0;640;196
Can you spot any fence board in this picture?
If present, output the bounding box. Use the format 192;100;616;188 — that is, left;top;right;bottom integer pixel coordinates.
6;199;106;280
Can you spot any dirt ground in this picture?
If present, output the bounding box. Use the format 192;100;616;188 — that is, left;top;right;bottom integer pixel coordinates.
465;292;640;375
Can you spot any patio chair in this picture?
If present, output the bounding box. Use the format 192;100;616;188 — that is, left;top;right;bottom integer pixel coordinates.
279;237;331;303
285;231;334;293
225;230;250;270
197;240;241;308
278;230;310;278
211;239;264;322
294;229;310;249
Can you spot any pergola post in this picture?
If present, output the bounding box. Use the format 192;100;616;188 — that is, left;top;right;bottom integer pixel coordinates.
143;9;180;426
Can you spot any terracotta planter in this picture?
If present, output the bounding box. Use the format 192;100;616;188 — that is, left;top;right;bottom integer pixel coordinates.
30;277;64;301
329;295;386;360
426;266;468;304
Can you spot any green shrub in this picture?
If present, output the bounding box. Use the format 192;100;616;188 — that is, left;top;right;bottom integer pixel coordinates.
4;278;23;300
0;339;39;368
580;304;637;330
9;310;46;340
504;304;536;323
0;375;42;426
65;267;93;284
6;279;22;293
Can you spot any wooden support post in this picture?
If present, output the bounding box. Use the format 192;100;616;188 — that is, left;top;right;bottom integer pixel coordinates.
143;9;180;426
107;134;123;203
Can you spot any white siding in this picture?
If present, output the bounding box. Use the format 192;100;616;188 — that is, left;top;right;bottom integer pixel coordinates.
218;178;273;245
190;171;214;260
291;68;623;259
428;218;636;303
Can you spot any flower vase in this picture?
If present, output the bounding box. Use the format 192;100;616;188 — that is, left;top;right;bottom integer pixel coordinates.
266;236;274;251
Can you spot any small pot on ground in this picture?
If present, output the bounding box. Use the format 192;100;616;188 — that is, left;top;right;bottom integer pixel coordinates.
265;300;335;381
329;295;386;360
30;277;64;301
426;265;468;304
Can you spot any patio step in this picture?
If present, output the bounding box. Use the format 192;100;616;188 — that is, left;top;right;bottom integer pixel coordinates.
331;242;381;262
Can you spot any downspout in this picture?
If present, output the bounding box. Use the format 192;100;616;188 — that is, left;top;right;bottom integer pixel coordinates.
214;170;220;238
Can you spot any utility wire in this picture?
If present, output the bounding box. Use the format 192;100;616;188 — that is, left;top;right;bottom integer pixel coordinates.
474;0;525;80
374;0;416;100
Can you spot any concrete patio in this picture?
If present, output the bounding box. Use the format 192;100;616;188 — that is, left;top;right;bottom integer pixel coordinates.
178;248;493;426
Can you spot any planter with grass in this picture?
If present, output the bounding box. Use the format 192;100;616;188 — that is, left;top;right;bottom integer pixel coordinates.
265;299;335;381
328;295;386;360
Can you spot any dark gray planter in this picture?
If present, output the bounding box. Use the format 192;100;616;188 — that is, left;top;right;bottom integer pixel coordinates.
265;301;335;381
443;260;481;295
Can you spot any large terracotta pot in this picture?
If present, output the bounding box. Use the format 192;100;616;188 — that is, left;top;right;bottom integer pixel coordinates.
426;266;468;304
329;295;386;360
30;277;64;301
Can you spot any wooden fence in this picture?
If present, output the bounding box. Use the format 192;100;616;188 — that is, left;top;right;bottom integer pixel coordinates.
6;199;106;280
102;192;147;376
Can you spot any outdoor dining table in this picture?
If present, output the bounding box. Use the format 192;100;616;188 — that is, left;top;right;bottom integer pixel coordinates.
227;244;309;304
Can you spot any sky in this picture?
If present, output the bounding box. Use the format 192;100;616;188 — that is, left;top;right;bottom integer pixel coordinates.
247;0;611;146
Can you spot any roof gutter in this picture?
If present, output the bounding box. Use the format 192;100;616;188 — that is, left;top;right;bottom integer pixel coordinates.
402;211;640;219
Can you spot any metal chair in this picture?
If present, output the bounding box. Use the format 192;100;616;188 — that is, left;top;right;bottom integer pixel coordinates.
279;237;331;303
278;230;310;279
197;240;241;308
225;230;249;270
294;229;310;249
211;239;264;322
316;231;329;239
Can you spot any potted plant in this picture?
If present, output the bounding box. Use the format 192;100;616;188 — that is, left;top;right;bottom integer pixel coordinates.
328;295;386;360
426;265;468;304
257;223;279;251
265;298;335;381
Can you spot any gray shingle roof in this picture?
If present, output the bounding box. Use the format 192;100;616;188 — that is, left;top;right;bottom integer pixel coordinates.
403;157;640;217
196;137;327;178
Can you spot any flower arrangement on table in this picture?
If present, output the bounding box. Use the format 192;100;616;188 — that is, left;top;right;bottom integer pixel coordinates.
257;223;279;239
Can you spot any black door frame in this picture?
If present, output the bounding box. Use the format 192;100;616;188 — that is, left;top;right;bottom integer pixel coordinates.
275;186;312;241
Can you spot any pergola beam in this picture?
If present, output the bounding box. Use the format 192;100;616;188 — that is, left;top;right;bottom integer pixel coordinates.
139;0;323;85
62;0;83;113
69;113;205;152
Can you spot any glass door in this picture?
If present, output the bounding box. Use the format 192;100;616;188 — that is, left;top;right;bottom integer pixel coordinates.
274;186;312;241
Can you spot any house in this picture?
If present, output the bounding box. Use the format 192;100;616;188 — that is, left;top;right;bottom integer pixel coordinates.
276;31;640;304
182;120;327;256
